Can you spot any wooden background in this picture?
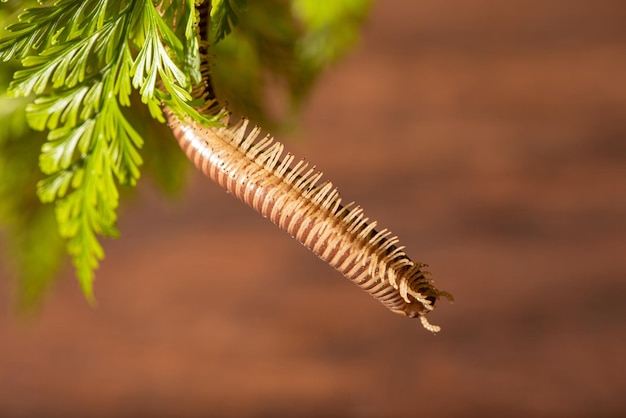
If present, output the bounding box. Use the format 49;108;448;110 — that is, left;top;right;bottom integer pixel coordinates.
2;0;626;416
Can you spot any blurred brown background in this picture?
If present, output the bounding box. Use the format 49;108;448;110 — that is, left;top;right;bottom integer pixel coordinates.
2;0;626;417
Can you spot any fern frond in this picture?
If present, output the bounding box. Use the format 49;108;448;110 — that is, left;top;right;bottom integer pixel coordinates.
38;120;96;175
25;83;100;131
0;0;112;61
0;0;209;299
211;0;248;43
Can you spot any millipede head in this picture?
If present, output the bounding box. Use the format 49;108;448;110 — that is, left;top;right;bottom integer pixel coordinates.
403;297;434;318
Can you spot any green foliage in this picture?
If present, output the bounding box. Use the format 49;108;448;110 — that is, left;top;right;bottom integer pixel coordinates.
0;0;371;307
292;0;372;67
211;0;372;130
211;0;248;43
0;0;210;303
0;64;66;310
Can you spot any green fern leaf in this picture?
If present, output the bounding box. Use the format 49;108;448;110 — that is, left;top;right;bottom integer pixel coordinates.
38;121;96;175
211;0;248;43
25;84;94;131
1;0;205;299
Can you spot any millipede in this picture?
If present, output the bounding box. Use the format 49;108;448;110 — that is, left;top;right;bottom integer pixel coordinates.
162;1;452;332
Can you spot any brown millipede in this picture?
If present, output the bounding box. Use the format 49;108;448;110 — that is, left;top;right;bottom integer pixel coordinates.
163;109;451;332
161;0;451;332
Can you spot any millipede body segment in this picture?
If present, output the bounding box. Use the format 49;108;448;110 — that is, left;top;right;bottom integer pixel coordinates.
165;110;451;332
